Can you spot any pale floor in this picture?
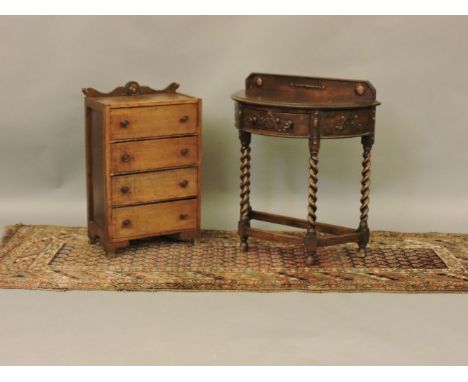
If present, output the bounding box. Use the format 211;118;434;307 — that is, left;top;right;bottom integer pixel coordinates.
0;291;467;365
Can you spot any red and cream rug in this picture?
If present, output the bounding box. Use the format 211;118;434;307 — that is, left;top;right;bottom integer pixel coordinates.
1;224;467;292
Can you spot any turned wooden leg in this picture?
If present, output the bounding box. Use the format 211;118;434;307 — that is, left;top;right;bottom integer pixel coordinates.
305;113;320;265
357;135;373;258
238;130;252;252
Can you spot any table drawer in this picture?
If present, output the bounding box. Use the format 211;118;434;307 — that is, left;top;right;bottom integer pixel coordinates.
111;167;198;206
320;109;374;137
112;198;197;239
110;104;197;141
241;107;309;136
111;136;198;174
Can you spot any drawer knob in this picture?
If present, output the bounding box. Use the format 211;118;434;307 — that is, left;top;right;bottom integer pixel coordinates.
120;186;130;194
180;148;189;156
249;116;257;125
122;219;131;227
179;179;189;188
120;119;130;128
179;115;189;123
179;213;189;220
121;153;131;162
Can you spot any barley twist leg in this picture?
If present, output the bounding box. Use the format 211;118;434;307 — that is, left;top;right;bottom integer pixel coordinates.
358;135;373;257
304;151;319;265
304;114;320;265
307;153;319;230
239;130;251;251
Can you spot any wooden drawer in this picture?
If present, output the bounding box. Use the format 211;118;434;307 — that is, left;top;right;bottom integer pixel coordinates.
111;136;198;174
320;108;374;137
112;198;197;239
110;104;197;141
241;107;309;136
111;167;198;207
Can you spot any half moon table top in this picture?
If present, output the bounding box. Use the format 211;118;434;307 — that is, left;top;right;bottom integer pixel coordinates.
231;90;380;110
232;73;381;139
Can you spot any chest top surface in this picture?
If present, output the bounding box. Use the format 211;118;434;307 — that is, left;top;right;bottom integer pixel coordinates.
231;73;380;110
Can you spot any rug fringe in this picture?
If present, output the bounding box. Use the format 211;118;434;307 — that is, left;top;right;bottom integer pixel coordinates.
1;224;24;246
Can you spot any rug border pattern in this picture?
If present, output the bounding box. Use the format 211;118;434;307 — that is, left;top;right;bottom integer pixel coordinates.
1;224;468;293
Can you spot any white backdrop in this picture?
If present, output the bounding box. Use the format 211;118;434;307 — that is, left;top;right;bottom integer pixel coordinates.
0;16;467;233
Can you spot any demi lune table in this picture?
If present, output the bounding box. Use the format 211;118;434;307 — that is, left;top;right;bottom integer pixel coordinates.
232;73;381;265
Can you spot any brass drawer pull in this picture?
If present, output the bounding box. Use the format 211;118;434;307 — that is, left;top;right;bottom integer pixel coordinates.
120;119;130;128
179;180;189;188
179;115;189;123
121;153;131;162
179;213;189;220
122;219;131;227
120;186;130;194
180;148;189;156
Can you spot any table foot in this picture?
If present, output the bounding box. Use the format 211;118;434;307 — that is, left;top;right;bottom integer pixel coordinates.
240;239;249;252
357;247;367;258
305;254;317;266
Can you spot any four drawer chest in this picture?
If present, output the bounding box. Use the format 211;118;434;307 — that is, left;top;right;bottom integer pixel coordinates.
83;81;202;256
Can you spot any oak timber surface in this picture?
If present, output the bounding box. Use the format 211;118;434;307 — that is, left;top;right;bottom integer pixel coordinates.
231;90;380;110
111;199;198;239
94;93;197;108
111;167;198;207
110;104;197;140
110;136;198;174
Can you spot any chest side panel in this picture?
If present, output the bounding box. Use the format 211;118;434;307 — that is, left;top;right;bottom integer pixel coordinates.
86;106;107;229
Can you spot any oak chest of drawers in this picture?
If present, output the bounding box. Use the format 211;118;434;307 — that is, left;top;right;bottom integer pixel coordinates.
83;81;202;255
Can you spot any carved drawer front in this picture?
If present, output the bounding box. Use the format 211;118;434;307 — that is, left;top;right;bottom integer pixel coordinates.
111;136;198;174
320;109;373;137
110;104;197;141
111;167;198;207
112;198;197;240
242;108;309;136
